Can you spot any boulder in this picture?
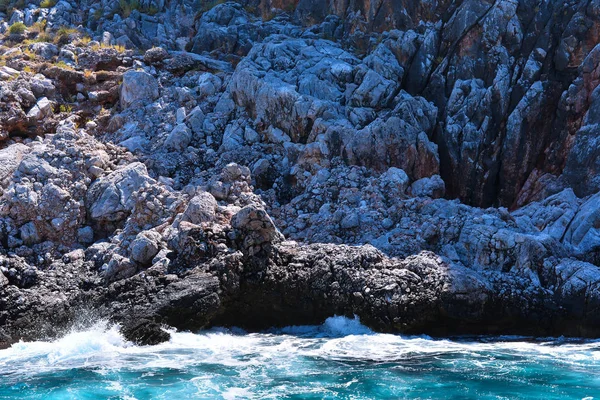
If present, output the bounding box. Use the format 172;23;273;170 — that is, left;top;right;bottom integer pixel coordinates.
87;162;155;222
29;42;59;60
410;175;446;199
130;230;162;265
20;222;40;245
144;47;169;65
26;97;53;120
182;192;218;225
120;70;159;109
164;124;192;151
120;318;171;346
231;205;284;255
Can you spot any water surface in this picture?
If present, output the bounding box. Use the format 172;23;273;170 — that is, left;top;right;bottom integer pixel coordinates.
0;316;598;399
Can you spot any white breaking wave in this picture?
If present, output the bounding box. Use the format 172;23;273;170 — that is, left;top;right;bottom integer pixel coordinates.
1;315;600;400
1;316;600;370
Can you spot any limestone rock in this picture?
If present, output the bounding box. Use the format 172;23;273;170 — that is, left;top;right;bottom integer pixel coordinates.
165;124;192;151
130;230;162;265
87;162;155;222
120;70;159;109
231;205;284;255
182;192;218;225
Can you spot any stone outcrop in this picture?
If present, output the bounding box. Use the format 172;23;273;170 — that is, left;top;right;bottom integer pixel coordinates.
1;0;600;346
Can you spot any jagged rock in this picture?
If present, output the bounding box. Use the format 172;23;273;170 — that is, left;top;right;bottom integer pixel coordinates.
87;162;155;223
187;106;206;136
343;92;438;177
0;271;8;288
120;70;159;109
26;97;53;120
130;230;162;265
553;259;600;323
0;144;30;184
190;3;254;57
2;0;600;347
102;254;137;281
563;192;600;258
120;318;171;346
164;123;191;151
19;222;40;245
231;205;284;255
563;84;600;197
182;192;218;225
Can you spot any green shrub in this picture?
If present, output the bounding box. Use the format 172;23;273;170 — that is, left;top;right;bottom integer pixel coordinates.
0;0;10;12
40;0;57;8
118;0;161;17
8;22;26;35
195;0;225;14
93;8;103;20
57;104;73;113
53;25;78;44
119;0;140;18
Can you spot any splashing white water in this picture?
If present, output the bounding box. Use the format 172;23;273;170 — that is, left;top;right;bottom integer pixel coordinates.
0;316;598;372
1;316;600;400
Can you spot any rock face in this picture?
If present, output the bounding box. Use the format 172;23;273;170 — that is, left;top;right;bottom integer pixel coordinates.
1;0;600;345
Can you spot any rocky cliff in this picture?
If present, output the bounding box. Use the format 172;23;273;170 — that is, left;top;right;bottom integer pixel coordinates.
1;0;600;346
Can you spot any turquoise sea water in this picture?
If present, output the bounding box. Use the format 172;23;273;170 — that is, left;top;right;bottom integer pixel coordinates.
0;316;599;400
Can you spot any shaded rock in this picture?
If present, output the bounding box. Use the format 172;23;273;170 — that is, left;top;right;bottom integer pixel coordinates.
340;213;359;229
120;318;171;346
20;222;40;245
77;226;95;244
144;47;169;65
165;123;191;151
410;175;445;199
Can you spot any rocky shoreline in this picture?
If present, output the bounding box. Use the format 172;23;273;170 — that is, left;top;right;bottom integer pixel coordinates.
1;0;600;346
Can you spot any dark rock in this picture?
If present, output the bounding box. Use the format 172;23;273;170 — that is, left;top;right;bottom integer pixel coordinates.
144;47;169;65
120;318;171;346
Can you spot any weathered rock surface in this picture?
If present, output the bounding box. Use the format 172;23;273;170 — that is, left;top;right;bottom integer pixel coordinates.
1;0;600;345
120;70;159;109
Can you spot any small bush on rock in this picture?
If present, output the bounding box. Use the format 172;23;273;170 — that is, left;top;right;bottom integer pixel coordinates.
54;26;78;45
119;0;140;17
40;0;56;8
8;22;26;35
196;0;225;14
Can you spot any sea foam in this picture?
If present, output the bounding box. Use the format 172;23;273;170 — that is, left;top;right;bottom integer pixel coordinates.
1;317;600;400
